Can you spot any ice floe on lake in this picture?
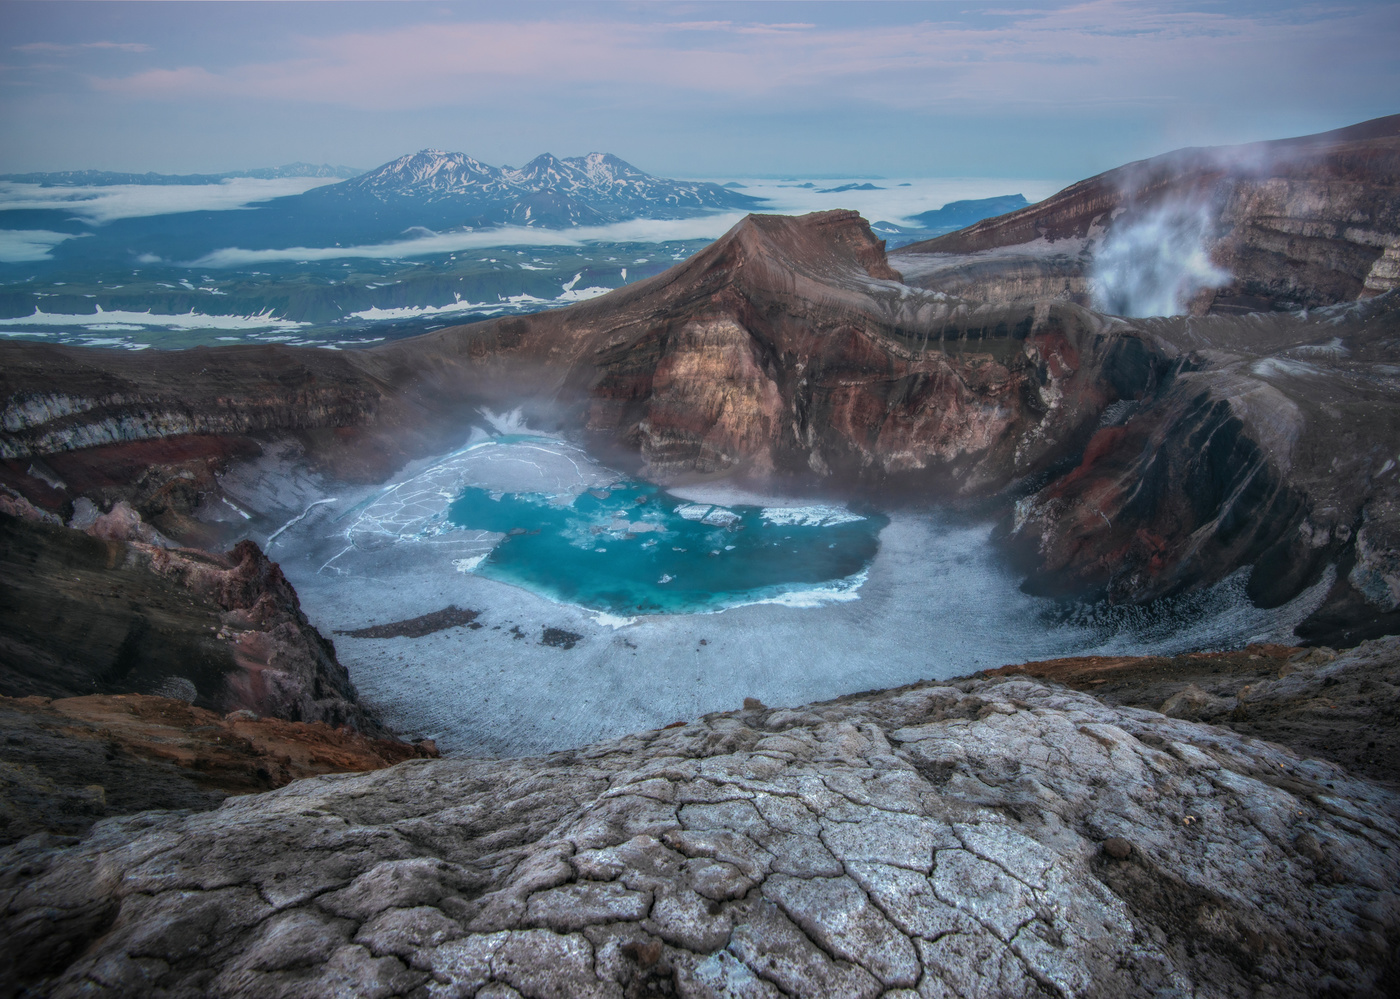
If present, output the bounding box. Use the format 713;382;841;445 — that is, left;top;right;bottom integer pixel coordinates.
761;505;867;527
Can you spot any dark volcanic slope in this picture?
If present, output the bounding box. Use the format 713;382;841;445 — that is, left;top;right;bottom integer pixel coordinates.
3;204;1400;644
894;114;1400;314
1011;295;1400;635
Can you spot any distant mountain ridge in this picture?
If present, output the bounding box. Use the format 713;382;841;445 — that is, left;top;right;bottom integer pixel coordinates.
0;151;768;267
870;193;1034;248
0;163;363;187
907;194;1030;230
318;149;762;227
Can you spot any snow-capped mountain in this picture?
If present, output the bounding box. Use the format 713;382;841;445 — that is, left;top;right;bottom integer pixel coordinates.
319;150;759;227
338;151;515;202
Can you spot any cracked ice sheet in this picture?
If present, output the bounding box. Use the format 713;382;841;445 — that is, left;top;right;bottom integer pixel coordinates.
273;489;1331;759
270;436;1074;756
321;432;618;572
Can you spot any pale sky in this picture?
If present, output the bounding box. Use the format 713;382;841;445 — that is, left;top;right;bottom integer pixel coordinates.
2;1;1396;179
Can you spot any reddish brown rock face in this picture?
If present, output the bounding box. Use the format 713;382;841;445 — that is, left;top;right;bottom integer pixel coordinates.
620;317;785;475
503;211;1148;489
0;691;437;845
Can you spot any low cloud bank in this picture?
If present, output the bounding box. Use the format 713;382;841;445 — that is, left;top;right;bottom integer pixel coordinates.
0;229;87;263
192;214;749;267
0;177;342;224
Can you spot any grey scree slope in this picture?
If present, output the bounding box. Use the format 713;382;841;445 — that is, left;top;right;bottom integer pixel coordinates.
3;652;1398;999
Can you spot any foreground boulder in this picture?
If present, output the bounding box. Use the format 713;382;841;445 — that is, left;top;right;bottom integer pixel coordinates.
4;671;1396;997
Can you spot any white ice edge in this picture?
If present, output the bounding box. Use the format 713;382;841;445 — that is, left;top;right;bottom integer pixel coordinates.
590;611;638;629
725;569;869;610
0;306;307;331
267;497;339;545
346;285;611;322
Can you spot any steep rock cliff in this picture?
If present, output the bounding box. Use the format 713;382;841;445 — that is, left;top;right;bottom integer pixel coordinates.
0;507;385;734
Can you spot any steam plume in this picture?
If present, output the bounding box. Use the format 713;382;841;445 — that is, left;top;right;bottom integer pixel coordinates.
1089;200;1230;318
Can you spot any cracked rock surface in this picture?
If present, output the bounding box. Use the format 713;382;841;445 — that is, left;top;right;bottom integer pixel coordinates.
3;675;1398;998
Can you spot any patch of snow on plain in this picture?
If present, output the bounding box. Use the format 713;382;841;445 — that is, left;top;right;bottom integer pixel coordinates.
192;214;751;267
0;306;306;331
1252;357;1324;379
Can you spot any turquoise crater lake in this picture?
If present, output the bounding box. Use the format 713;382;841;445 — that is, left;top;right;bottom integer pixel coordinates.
446;478;888;616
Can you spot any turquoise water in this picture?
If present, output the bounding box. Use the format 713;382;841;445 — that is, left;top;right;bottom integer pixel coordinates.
446;479;887;615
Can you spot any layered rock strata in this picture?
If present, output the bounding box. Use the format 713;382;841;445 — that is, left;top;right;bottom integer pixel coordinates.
3;667;1396;998
894;114;1400;314
1007;294;1400;632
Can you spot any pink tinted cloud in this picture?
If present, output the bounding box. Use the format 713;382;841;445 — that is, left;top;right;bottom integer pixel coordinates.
16;41;151;54
97;20;766;107
89;4;1392;114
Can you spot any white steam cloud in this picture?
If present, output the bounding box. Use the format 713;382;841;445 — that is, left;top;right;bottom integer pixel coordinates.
1089;201;1230;318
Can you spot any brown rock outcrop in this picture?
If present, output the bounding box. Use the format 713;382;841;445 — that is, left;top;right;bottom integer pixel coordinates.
0;692;436;847
985;639;1399;786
